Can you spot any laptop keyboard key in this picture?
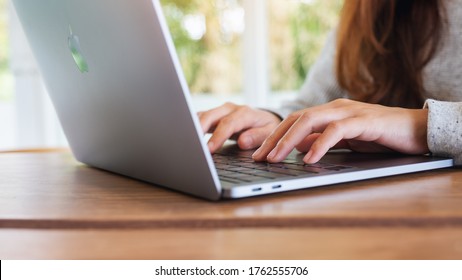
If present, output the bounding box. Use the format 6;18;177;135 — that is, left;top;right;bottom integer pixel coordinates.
213;150;355;183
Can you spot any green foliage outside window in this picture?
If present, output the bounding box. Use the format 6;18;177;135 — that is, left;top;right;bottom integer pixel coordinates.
0;0;341;99
162;0;341;95
161;0;243;95
0;0;13;101
270;0;341;91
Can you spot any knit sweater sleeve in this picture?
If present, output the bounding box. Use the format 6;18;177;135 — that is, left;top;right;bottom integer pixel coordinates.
425;99;462;165
269;29;347;119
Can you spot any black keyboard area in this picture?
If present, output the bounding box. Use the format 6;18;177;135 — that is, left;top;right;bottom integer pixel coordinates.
213;150;353;185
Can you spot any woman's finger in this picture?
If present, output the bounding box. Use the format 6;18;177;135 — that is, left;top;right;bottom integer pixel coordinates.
237;124;277;150
252;103;338;160
296;134;351;152
265;108;352;162
252;115;299;161
304;118;365;163
198;103;236;134
207;108;258;153
295;134;321;152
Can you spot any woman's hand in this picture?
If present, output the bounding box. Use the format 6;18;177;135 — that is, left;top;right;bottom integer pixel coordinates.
252;99;430;163
198;102;282;153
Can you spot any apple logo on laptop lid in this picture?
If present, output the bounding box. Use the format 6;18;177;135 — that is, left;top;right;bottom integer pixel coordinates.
68;25;89;73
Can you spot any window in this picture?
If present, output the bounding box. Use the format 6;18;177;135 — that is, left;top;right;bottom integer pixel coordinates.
0;0;10;100
268;0;341;93
0;0;15;149
2;0;341;150
163;0;341;109
162;0;244;96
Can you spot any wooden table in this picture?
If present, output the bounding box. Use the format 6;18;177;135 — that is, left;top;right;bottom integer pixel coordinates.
1;151;462;259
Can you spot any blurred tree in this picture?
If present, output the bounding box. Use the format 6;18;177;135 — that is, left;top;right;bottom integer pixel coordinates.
0;0;13;101
269;0;342;92
161;0;242;95
1;0;342;99
160;0;342;95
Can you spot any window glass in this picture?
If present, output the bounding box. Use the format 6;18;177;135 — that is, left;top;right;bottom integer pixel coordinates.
269;0;342;93
161;0;244;96
0;0;16;150
0;0;12;102
162;0;341;97
1;0;342;149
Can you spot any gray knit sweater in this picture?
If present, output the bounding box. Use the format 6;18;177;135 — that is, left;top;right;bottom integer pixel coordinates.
273;0;462;165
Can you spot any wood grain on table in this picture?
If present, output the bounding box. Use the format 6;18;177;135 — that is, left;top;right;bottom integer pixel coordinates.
1;152;461;228
1;151;462;259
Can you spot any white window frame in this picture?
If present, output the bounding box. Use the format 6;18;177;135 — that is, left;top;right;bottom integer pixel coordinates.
9;0;66;149
243;0;268;107
8;0;285;148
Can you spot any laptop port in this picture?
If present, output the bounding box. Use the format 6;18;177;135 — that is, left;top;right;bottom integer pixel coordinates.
252;187;262;192
272;185;282;189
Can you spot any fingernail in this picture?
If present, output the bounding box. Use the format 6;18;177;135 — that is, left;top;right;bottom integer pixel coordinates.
252;148;262;159
267;149;278;160
304;150;313;163
208;141;215;151
240;136;251;148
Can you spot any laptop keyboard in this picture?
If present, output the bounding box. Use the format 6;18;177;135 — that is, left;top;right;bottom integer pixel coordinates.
213;150;354;184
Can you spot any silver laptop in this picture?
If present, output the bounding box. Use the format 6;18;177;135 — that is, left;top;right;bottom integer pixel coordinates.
12;0;453;200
